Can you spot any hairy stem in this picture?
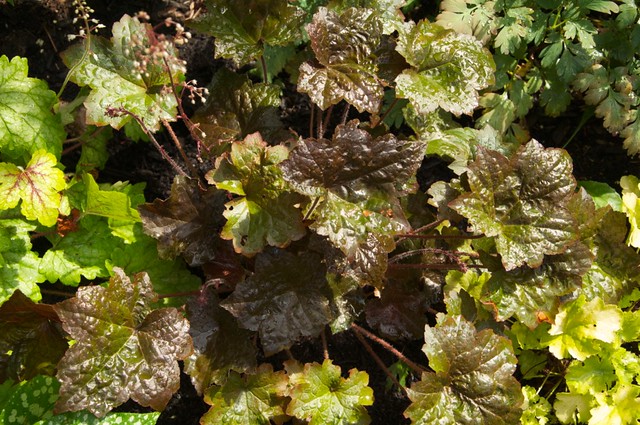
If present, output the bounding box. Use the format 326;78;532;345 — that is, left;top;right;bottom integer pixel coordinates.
353;328;407;394
162;119;201;181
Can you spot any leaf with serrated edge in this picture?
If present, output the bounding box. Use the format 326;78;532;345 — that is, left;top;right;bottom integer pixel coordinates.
0;149;66;227
286;359;374;425
404;315;522;424
0;291;67;382
0;56;65;163
221;248;333;355
298;7;383;113
53;268;192;417
450;140;577;270
61;15;183;130
208;132;306;256
139;175;227;266
395;20;494;116
184;287;257;393
201;364;288;425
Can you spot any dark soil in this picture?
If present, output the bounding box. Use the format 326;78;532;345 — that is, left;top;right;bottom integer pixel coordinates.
2;1;639;424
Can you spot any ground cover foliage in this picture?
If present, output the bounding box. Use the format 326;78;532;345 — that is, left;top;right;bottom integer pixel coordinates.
1;0;640;423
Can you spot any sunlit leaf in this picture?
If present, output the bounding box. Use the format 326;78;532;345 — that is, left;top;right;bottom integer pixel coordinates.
0;219;43;305
0;375;59;424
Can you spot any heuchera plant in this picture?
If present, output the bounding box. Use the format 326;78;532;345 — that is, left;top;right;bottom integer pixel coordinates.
1;0;640;424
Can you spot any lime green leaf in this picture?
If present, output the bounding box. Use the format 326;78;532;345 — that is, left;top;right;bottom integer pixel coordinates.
589;384;640;425
53;268;192;417
0;219;43;305
188;0;305;66
520;386;552;425
184;286;257;393
620;175;640;248
0;55;64;163
0;375;59;424
450;141;577;270
82;173;140;222
221;248;333;355
286;359;374;425
208;132;306;256
201;364;288;425
547;295;622;361
554;392;593;424
0;149;66;226
621;109;640;156
298;7;384;113
0;291;67;381
61;15;184;130
578;181;622;211
395;20;494;116
566;355;616;395
404;315;522;424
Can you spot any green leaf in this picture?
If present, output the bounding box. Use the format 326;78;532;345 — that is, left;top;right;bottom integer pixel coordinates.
53;268;192;417
395;20;495;116
553;392;593;424
184;287;257;393
0;55;64;163
75;126;111;173
578;181;622;211
208;132;306;256
0;291;67;382
494;7;534;55
621;175;640;248
0;149;66;227
286;359;374;425
0;375;59;424
221;248;333;355
621;109;640;156
589;384;640;425
188;0;305;66
82;173;140;222
0;219;43;305
37;411;161;425
61;15;184;131
436;0;497;44
139;175;227;266
450;141;578;270
298;7;384;113
547;295;622;361
520;386;552;425
404;315;522;424
565;356;616;395
201;364;289;425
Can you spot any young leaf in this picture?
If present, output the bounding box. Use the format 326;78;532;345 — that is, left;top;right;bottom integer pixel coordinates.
188;0;305;66
207;132;306;256
450;140;577;270
0;219;44;305
184;287;257;394
404;315;522;424
221;248;333;355
139;175;227;266
0;55;64;163
0;149;66;227
0;291;67;382
395;20;495;116
53;268;192;417
286;359;374;425
200;364;289;425
61;15;184;130
520;386;552;425
298;7;384;113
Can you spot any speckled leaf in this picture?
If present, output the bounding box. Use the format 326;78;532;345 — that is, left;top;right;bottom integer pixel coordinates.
207;133;306;256
61;15;184;130
0;149;66;227
184;287;257;394
188;0;305;66
395;21;494;116
192;68;287;147
0;375;59;424
200;364;288;425
53;268;192;417
37;411;161;425
450;141;578;270
139;175;227;266
286;359;374;425
298;7;383;113
0;55;64;163
0;219;44;306
221;248;333;355
0;291;67;382
404;315;523;424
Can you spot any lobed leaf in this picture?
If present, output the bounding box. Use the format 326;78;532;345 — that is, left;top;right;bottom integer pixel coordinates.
404;315;522;424
53;268;192;417
620;175;640;247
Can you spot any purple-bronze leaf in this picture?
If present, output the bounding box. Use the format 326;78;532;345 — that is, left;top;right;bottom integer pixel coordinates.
139;175;227;266
221;248;333;356
53;268;192;417
366;281;429;340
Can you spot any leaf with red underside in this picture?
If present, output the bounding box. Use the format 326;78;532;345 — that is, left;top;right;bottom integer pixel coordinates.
53;268;192;417
221;248;333;355
0;291;67;382
139;175;227;266
298;7;384;113
184;286;257;394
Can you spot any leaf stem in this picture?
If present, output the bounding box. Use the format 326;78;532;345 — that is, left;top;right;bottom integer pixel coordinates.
375;98;399;129
303;197;321;221
320;327;329;360
340;103;350;125
260;54;269;83
319;104;334;139
387;262;484;271
157;290;202;299
309;103;315;138
162;119;201;181
316;105;323;139
397;233;483;240
41;289;75;299
351;323;427;375
353;327;407;395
